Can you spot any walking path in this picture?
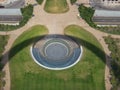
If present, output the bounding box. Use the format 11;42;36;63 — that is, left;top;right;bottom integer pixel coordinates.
1;0;120;90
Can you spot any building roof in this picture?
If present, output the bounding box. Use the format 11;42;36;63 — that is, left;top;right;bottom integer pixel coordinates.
0;9;22;16
94;10;120;17
0;15;22;21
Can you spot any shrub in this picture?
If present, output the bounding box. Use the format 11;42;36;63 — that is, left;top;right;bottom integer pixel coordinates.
70;0;77;4
20;4;33;26
78;4;96;28
104;36;120;90
36;0;43;5
98;26;120;35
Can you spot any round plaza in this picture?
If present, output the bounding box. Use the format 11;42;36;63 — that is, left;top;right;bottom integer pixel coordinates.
31;35;83;70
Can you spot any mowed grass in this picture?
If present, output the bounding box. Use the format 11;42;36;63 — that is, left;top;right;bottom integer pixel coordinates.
44;0;69;13
0;35;8;56
9;25;105;90
0;35;9;88
64;25;106;90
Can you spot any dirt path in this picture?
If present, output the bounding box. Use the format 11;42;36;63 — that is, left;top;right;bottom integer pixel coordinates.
1;0;120;90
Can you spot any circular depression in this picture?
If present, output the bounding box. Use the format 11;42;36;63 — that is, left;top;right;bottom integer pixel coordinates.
31;35;83;70
44;42;69;60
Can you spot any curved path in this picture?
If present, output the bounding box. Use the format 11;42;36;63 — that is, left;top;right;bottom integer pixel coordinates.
1;0;120;90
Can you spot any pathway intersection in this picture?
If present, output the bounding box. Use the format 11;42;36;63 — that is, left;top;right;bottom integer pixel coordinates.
1;0;120;90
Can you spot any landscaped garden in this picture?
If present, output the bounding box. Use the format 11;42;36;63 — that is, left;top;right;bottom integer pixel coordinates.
78;4;120;35
0;35;9;89
44;0;69;13
9;25;105;90
104;36;120;90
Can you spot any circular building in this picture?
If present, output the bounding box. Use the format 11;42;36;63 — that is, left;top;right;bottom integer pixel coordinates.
30;35;83;70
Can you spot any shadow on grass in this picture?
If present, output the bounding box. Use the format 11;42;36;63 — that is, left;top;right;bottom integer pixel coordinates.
0;34;113;89
0;35;45;69
66;35;106;63
1;34;107;67
9;35;45;60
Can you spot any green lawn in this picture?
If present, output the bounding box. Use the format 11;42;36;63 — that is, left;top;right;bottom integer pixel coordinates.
44;0;69;13
64;25;106;90
9;25;105;90
0;35;9;88
0;35;8;57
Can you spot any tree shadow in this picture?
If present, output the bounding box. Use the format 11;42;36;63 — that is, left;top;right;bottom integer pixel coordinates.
0;35;45;69
1;34;108;67
9;35;45;59
66;35;106;63
0;34;113;87
1;34;109;67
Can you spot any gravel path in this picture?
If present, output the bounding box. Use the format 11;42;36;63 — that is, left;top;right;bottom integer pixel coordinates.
1;0;120;90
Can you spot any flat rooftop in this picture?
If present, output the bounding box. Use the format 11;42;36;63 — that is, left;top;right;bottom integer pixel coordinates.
94;9;120;17
0;9;22;15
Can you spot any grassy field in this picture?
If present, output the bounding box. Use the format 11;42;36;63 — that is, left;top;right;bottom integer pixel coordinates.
0;35;8;89
64;25;106;90
0;35;8;57
44;0;69;13
9;25;105;90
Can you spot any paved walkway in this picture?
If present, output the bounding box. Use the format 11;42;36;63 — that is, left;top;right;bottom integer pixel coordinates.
1;0;120;90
